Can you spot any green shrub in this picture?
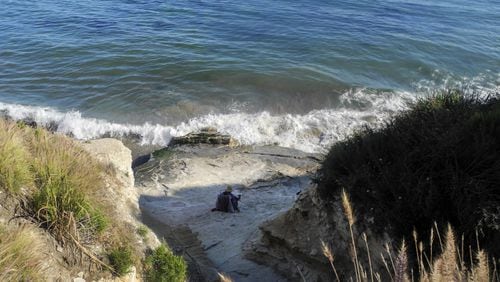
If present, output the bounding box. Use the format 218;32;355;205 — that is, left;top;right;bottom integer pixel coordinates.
108;246;134;276
144;244;187;282
317;91;500;258
0;121;32;193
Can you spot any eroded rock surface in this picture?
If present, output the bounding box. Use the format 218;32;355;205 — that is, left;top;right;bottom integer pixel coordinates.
81;138;161;281
248;185;393;281
135;144;320;281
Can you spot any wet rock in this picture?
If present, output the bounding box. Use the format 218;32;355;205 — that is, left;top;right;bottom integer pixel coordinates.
132;154;151;169
15;118;59;132
169;127;238;146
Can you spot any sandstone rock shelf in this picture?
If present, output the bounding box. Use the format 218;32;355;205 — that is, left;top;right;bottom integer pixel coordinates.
134;143;320;281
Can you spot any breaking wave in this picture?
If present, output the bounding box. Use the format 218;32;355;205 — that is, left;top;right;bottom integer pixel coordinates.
0;89;419;153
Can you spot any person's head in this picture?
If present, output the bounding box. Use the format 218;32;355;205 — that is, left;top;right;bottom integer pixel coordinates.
225;185;233;192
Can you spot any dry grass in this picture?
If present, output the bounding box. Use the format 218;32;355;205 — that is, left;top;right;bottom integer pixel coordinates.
0;223;48;281
323;191;497;282
0;120;150;277
26;127;108;239
342;189;361;281
321;240;340;282
0;120;32;193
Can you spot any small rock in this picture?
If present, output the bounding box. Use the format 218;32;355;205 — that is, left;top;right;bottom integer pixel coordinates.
73;278;85;282
126;266;136;282
169;128;237;146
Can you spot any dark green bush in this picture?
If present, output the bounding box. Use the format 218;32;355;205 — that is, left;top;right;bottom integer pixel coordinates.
144;244;187;282
317;91;500;257
108;246;134;276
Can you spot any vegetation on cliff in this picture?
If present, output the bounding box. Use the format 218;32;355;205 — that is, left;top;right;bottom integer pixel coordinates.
321;190;496;281
144;244;188;282
0;120;186;280
317;91;499;270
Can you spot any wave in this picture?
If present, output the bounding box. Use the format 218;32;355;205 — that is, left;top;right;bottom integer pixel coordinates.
412;70;500;97
0;89;419;153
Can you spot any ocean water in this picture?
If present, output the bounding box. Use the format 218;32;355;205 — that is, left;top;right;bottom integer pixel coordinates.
0;0;499;153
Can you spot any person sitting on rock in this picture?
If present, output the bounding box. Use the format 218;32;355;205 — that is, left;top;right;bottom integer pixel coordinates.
211;185;241;213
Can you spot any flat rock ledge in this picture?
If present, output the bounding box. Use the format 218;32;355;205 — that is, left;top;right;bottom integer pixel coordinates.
135;143;320;282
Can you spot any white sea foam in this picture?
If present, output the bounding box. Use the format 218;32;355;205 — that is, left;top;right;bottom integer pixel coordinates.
9;70;498;153
0;89;419;153
412;70;500;97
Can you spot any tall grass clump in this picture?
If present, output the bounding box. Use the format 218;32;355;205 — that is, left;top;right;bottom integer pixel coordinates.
0;120;32;193
322;191;497;281
317;91;500;258
0;223;48;281
144;244;187;282
27;128;107;239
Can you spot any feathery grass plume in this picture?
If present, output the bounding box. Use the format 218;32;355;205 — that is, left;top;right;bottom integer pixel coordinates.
431;258;444;281
341;189;360;281
341;189;355;226
394;240;409;282
321;240;340;282
442;224;458;280
363;233;374;282
471;250;489;282
430;225;461;281
217;272;233;282
0;224;48;281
